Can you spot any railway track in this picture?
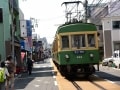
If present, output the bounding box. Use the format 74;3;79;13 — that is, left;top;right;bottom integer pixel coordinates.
69;77;106;90
68;75;120;90
50;59;120;90
66;75;104;90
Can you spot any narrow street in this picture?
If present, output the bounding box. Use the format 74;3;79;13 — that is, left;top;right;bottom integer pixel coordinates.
14;58;58;90
14;58;120;90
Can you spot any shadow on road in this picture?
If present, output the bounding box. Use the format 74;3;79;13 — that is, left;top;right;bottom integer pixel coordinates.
96;71;120;82
15;59;57;90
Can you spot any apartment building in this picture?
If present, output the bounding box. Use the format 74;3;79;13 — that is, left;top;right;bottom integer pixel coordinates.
89;0;120;59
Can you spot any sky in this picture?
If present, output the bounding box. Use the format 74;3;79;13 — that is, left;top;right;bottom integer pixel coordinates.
19;0;110;44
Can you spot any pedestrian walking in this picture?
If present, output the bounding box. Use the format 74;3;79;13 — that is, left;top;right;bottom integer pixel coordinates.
27;56;33;75
5;55;16;90
0;61;10;90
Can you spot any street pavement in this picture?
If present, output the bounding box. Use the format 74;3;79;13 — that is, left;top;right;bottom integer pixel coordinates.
95;64;120;85
14;58;58;90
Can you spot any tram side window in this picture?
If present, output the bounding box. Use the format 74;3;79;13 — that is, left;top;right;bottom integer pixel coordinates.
88;34;95;47
61;36;69;49
71;34;85;48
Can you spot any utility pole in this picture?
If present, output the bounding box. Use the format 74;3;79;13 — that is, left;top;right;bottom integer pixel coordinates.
84;0;88;23
11;0;15;62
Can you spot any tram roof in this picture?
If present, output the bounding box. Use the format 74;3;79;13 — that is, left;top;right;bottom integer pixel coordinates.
57;23;97;34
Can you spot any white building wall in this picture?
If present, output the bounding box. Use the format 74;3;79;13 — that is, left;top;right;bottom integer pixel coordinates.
112;30;120;41
102;19;111;30
102;15;120;57
102;16;120;41
111;16;120;41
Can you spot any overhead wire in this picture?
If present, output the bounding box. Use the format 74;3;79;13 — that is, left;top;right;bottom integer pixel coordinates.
91;0;118;17
87;0;109;24
93;0;120;24
37;14;65;22
80;0;104;19
108;0;120;15
90;0;105;17
39;0;119;23
90;0;96;5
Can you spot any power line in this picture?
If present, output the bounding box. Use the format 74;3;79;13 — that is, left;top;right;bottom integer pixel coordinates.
92;0;120;24
91;0;119;17
92;0;119;20
80;0;104;20
37;14;65;22
90;0;109;18
90;0;96;5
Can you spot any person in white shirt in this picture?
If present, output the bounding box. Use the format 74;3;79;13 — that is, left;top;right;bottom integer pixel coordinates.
0;61;10;90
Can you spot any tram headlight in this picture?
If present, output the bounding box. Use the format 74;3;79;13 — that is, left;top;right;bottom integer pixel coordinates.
89;53;94;58
65;54;69;59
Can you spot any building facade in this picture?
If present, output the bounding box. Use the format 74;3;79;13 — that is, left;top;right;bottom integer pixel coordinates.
0;0;21;64
88;0;120;59
102;16;120;58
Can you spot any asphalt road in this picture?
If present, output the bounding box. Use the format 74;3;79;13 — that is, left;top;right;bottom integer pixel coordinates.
14;58;58;90
14;59;120;90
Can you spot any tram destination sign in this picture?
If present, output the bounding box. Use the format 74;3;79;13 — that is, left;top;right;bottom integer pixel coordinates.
74;50;85;54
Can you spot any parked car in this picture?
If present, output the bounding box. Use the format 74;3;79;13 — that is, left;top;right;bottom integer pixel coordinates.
112;50;120;68
113;60;120;68
102;57;114;66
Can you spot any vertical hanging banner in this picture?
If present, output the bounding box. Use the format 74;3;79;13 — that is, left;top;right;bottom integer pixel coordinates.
26;20;32;37
26;20;32;51
20;40;25;50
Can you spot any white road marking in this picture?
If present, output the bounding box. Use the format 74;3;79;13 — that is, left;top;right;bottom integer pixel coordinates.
54;81;58;86
113;67;120;71
32;70;53;73
53;76;56;78
34;65;52;68
36;79;41;82
104;79;115;83
34;84;40;87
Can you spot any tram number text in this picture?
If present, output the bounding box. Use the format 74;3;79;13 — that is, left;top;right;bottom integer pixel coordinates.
76;56;82;58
